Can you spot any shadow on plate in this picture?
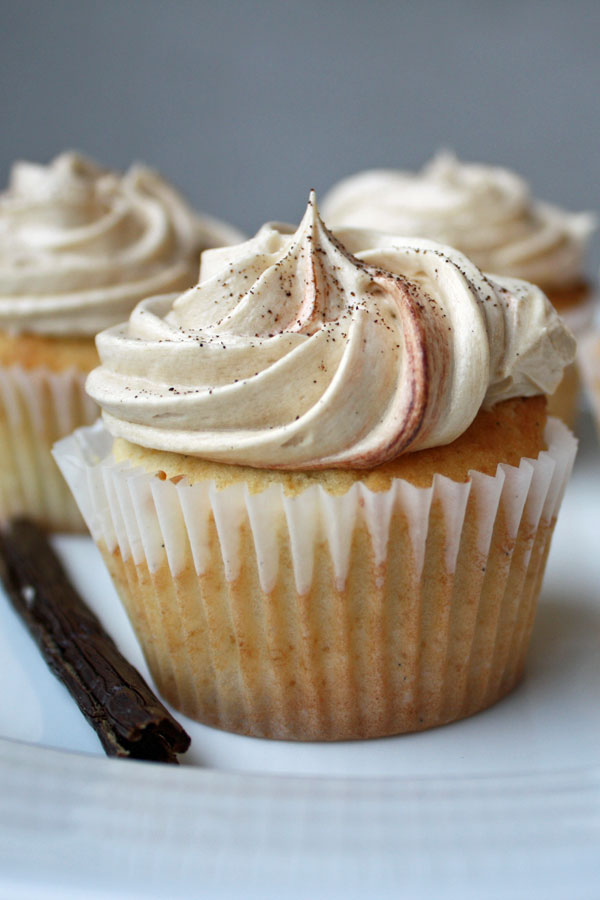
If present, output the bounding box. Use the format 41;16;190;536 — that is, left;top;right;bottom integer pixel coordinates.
525;589;600;694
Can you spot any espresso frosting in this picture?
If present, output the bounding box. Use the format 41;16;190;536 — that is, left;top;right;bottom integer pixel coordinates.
87;193;575;469
0;151;243;336
322;154;595;291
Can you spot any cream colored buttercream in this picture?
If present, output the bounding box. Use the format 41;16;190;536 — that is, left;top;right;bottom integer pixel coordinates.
0;151;243;336
322;153;595;290
87;193;575;468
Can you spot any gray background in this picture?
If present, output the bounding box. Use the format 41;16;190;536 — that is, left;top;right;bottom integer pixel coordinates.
2;0;599;271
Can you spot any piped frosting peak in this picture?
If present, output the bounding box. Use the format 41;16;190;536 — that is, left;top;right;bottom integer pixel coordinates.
0;151;243;336
322;153;596;290
87;193;575;469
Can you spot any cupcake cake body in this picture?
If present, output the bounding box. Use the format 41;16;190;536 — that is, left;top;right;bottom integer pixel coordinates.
322;154;596;426
57;196;577;739
0;151;242;530
580;333;600;441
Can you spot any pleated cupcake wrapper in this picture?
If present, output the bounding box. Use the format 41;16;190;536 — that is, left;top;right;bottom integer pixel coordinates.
547;361;580;428
560;296;597;336
560;291;599;338
547;297;598;426
579;332;600;435
0;365;98;531
54;418;576;740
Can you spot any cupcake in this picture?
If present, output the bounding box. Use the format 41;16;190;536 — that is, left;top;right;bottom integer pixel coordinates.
579;332;600;440
322;153;596;426
0;151;243;531
55;194;577;741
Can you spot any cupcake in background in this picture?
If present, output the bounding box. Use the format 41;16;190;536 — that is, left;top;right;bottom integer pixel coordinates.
56;194;577;741
579;332;600;440
0;151;243;531
322;153;596;426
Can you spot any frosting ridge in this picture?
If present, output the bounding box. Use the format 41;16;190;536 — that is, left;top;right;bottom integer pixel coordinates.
0;151;243;336
87;193;575;469
322;153;595;290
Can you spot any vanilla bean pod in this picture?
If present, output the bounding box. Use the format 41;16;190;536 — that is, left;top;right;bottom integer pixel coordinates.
0;518;190;763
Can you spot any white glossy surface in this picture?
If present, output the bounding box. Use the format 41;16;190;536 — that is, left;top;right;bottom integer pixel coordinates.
1;416;599;899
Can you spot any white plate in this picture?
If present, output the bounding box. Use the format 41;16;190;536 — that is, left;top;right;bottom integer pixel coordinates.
1;418;600;899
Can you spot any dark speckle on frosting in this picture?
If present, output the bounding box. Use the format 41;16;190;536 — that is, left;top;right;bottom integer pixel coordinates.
87;192;576;469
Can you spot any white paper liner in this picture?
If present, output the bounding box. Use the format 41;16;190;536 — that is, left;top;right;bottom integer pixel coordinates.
0;364;98;531
54;417;577;740
55;417;576;592
579;332;600;432
548;294;598;426
560;294;598;336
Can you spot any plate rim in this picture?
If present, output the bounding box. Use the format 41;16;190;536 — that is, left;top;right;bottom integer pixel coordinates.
2;734;600;900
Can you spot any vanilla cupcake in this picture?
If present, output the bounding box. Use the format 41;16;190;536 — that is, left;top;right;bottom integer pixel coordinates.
55;194;576;740
322;154;596;426
579;333;600;440
0;151;243;530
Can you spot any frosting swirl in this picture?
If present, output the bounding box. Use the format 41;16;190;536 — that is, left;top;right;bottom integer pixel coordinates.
0;151;244;336
322;153;595;291
87;193;575;469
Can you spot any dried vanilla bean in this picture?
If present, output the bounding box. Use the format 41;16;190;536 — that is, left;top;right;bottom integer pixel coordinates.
0;518;190;763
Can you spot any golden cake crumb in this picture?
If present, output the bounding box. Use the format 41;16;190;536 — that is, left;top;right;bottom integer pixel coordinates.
546;280;591;314
113;395;548;494
0;329;99;373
